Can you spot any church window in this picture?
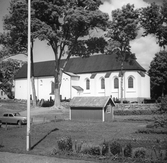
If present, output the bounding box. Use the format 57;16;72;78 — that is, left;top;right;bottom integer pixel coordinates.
128;76;133;88
114;78;119;89
86;78;90;90
101;78;105;89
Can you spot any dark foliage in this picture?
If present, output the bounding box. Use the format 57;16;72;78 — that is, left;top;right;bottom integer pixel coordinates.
109;141;122;155
160;95;167;113
57;136;73;152
124;143;132;157
133;147;146;159
101;140;109;156
114;109;156;115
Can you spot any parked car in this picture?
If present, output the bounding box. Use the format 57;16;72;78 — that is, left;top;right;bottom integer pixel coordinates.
0;112;27;126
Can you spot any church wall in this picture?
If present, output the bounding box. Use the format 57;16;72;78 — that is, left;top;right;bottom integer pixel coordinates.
36;77;54;100
141;73;150;99
124;71;138;100
14;70;150;102
60;73;71;100
15;79;28;100
110;72;119;99
94;73;106;96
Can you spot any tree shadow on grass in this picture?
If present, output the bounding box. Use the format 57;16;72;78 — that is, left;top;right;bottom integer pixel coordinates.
31;128;59;150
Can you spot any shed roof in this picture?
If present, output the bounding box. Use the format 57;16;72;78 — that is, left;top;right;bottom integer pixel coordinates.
70;96;115;108
15;53;146;79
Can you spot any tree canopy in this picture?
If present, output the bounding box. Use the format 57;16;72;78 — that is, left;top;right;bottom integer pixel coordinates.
140;1;167;48
31;0;109;107
148;50;167;98
106;3;139;103
0;0;40;106
106;3;139;60
0;0;28;54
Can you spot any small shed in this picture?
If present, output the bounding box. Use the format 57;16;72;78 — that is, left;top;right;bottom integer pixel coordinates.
70;96;115;122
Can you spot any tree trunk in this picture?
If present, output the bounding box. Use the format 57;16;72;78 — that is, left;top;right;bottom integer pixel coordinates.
53;57;69;109
54;65;61;109
54;74;61;108
30;40;36;107
54;84;61;108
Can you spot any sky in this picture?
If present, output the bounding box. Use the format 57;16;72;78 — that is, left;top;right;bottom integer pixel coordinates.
0;0;163;71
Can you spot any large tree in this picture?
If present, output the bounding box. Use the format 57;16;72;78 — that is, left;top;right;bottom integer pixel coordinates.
148;50;167;98
106;4;139;103
32;0;108;108
0;0;39;106
140;1;167;48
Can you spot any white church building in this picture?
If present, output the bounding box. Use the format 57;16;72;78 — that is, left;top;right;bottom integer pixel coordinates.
14;54;150;102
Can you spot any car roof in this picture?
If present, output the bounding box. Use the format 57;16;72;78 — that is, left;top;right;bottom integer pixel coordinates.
3;112;19;115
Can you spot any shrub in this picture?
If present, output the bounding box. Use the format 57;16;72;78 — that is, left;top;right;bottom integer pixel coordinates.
80;143;101;155
114;109;154;115
153;116;167;128
57;136;73;152
90;146;101;156
123;100;130;104
124;143;132;157
101;140;110;156
160;95;167;113
41;100;54;107
137;128;167;134
73;140;83;153
109;141;122;155
133;147;146;159
144;99;156;103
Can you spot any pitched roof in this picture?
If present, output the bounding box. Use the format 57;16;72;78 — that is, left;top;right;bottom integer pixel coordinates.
72;86;84;91
70;96;115;108
15;54;146;79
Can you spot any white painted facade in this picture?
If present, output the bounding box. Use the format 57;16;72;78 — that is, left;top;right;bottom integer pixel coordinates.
14;70;150;102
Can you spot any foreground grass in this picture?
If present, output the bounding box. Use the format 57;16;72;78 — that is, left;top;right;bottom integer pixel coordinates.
0;120;167;153
0;100;167;162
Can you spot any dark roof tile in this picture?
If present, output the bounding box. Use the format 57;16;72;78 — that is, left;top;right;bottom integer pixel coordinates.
15;54;146;79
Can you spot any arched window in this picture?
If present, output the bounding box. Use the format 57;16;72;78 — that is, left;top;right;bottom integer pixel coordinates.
101;78;105;89
114;78;119;89
86;78;90;90
128;76;133;88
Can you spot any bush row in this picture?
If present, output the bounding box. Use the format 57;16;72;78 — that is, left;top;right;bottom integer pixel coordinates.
54;137;167;162
114;109;157;115
137;128;167;134
56;137;133;157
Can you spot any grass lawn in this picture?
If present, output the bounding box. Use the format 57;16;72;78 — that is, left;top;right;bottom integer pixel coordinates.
0;100;167;162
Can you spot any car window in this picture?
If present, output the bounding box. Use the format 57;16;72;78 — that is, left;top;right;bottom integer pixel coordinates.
9;114;13;117
3;114;8;117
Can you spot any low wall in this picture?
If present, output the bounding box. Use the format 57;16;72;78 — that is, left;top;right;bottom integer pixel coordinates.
115;103;161;110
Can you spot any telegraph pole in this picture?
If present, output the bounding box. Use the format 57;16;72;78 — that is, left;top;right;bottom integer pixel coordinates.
26;0;31;151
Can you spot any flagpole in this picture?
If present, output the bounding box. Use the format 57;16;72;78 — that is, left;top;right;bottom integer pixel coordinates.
26;0;31;151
